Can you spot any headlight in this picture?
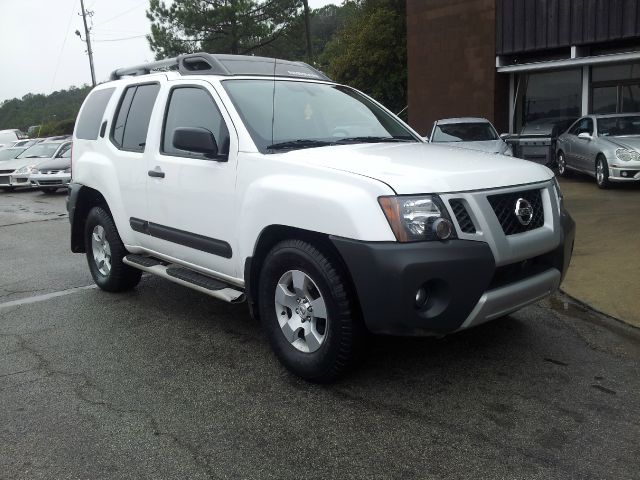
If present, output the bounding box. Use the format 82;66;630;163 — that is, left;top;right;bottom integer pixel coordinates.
615;148;640;162
14;165;38;175
378;195;456;242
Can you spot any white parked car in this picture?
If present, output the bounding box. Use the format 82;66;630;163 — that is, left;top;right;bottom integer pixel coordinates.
427;117;513;156
69;53;575;381
0;129;26;148
0;140;71;191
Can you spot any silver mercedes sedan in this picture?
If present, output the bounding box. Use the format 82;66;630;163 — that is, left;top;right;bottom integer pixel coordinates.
556;114;640;188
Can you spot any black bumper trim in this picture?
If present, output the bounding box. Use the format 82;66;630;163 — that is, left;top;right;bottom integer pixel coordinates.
331;209;575;336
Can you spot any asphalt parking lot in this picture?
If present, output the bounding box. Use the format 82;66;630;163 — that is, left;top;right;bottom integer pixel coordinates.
1;190;639;480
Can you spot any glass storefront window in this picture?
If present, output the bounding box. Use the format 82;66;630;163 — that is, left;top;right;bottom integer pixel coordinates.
592;62;640;82
591;62;640;114
514;69;581;133
622;84;640;112
592;86;618;114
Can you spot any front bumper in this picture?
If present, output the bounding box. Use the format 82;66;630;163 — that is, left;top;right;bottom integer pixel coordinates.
331;208;575;336
0;173;32;188
608;164;640;182
30;172;71;188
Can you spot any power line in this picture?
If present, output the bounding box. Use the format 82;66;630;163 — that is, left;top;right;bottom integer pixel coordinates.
93;0;148;27
93;34;147;42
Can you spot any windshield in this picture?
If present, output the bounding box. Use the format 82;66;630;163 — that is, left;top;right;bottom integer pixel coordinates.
16;143;61;159
222;79;417;152
432;122;498;142
0;148;26;161
597;116;640;137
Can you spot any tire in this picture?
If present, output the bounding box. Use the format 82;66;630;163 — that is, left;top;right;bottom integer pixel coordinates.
40;187;58;194
596;155;610;189
258;239;363;382
84;207;142;292
556;150;569;177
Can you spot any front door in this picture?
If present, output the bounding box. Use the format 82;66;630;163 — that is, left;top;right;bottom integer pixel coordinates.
144;81;238;279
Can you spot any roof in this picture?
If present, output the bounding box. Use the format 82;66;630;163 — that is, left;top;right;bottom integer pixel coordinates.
435;117;491;125
110;52;331;82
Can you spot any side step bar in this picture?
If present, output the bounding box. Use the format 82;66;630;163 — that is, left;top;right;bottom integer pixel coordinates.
123;254;245;304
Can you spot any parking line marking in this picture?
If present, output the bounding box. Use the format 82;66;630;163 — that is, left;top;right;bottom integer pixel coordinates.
0;285;97;310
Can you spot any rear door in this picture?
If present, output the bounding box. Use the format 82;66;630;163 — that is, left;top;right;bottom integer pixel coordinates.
107;82;161;246
144;80;238;278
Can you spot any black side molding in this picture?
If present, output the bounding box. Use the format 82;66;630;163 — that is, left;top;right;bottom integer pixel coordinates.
129;217;232;258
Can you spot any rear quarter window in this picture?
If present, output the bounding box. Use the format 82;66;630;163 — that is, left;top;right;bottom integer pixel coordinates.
110;83;160;152
76;88;115;140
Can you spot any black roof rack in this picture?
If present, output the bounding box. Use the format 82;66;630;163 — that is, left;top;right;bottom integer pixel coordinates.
109;52;332;82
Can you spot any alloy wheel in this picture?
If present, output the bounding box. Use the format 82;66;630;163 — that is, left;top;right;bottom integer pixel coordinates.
557;153;566;175
596;159;605;185
91;225;112;276
274;269;328;353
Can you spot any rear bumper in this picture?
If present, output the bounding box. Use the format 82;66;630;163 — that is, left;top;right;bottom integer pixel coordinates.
331;208;575;336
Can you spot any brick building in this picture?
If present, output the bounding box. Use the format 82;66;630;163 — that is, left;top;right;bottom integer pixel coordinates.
407;0;640;135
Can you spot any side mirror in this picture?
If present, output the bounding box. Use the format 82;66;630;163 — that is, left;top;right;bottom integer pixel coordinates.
172;127;219;158
578;132;592;140
500;133;511;140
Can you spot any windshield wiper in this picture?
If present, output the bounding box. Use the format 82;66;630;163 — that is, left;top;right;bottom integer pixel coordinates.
266;139;335;151
334;136;415;144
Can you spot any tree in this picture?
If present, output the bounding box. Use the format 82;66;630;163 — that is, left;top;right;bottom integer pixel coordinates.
146;0;303;59
319;0;407;114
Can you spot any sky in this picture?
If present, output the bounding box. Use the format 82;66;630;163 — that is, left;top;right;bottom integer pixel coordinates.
0;0;338;104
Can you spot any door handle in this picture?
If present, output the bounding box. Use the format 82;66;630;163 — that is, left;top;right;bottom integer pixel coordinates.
148;168;165;179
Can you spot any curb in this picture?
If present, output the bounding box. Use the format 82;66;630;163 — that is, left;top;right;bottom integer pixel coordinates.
559;288;639;331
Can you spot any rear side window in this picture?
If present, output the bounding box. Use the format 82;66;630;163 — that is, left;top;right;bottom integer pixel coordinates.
111;83;160;152
76;88;115;140
162;87;230;158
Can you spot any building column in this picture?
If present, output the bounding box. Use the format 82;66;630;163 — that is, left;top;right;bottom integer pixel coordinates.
508;73;515;133
582;66;590;115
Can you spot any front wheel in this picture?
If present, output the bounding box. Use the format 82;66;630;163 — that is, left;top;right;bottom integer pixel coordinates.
84;207;141;292
556;150;569;177
258;239;363;382
596;156;610;189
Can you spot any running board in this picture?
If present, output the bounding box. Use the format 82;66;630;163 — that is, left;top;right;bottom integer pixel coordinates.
123;254;245;304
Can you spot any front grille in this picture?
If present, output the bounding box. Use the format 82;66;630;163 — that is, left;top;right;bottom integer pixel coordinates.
0;176;10;184
489;253;555;290
487;188;544;235
449;199;476;233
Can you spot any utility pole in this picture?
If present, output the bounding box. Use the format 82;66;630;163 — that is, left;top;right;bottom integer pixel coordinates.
302;0;312;64
78;0;96;86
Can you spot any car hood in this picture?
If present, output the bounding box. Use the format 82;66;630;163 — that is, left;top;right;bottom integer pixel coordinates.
281;142;553;194
0;157;43;171
34;157;70;171
445;139;506;154
605;136;640;150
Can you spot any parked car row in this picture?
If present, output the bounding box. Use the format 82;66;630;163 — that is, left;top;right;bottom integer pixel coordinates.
0;136;72;193
425;114;640;188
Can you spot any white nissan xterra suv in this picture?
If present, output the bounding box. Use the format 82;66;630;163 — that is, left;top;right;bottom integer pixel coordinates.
69;53;575;381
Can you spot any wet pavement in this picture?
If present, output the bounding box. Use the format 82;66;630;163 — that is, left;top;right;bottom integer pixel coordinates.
558;174;640;327
1;189;639;480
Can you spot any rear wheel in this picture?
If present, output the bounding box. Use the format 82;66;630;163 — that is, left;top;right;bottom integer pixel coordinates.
556;150;569;177
596;155;610;189
84;207;142;292
258;239;363;382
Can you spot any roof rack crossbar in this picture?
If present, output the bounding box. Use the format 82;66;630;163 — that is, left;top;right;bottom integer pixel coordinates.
109;52;331;82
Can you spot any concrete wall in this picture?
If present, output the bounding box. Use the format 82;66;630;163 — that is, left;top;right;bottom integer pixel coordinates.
407;0;508;135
